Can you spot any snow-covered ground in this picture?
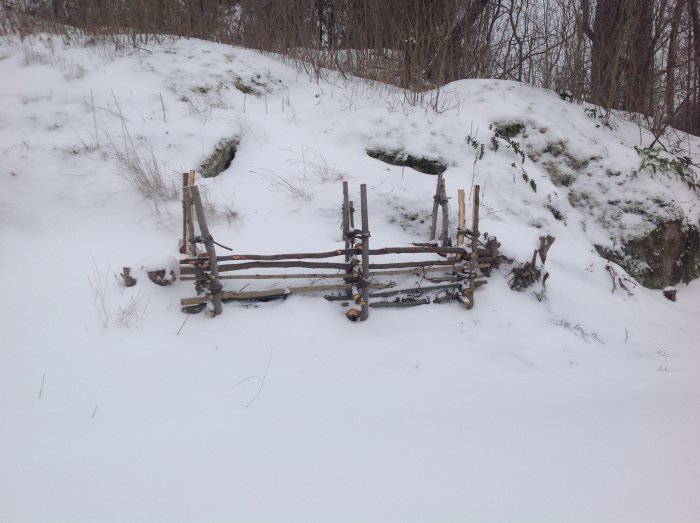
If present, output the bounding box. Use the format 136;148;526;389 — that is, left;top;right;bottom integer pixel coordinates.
1;34;699;523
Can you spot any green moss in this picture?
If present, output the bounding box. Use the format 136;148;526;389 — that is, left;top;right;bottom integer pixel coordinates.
200;137;240;178
544;141;566;157
564;153;590;171
545;162;575;187
233;76;261;96
366;148;447;175
568;190;592;208
493;121;525;139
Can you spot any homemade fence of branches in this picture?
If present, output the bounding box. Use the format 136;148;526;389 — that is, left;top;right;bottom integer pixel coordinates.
179;171;498;320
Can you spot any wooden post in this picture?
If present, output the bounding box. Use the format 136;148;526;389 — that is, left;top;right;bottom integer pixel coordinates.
181;172;190;254
189;185;223;316
439;176;449;247
467;184;480;309
429;173;443;242
349;201;355;236
342;181;350;249
185;188;197;257
342;182;356;297
360;183;370;321
457;189;465;247
121;267;136;287
181;170;197;256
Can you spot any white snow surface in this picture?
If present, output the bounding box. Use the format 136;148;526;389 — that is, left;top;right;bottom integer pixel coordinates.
1;35;700;523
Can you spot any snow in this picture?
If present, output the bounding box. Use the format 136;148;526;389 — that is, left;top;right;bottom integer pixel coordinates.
1;34;700;522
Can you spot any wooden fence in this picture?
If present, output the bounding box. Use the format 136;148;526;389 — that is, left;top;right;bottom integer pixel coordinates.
179;171;498;320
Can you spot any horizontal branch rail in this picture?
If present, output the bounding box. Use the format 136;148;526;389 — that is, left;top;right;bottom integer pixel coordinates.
367;259;466;270
180;245;472;265
182;260;354;275
181;272;357;281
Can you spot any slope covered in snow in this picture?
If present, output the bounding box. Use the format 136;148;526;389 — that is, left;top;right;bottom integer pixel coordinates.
1;34;699;523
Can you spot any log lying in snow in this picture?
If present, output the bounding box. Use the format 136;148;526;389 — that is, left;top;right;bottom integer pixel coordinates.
324;282;475;301
369;298;431;308
181;282;394;306
368;283;463;299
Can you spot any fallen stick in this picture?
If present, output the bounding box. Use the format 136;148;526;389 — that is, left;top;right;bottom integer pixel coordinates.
368;283;462;299
369;298;431;308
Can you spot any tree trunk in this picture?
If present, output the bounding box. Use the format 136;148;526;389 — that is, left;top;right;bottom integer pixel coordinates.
622;0;654;114
590;0;626;108
690;0;700;131
665;0;685;117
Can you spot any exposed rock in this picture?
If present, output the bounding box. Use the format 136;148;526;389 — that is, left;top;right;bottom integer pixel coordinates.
663;287;677;302
595;220;700;289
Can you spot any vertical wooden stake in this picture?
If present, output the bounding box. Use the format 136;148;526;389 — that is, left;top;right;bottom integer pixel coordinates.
182;170;197;256
430;173;443;242
342;181;354;297
188;170;196;252
190;185;223;316
342;181;350;249
467;184;480;309
457;189;465;246
439;176;449;247
181;172;190;254
185;188;197;257
121;267;136;287
360;183;370;321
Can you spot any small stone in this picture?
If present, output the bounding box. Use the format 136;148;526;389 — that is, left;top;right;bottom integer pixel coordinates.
662;286;677;302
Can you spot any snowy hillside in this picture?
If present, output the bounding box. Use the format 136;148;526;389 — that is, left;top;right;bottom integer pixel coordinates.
1;34;700;523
